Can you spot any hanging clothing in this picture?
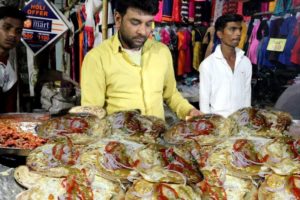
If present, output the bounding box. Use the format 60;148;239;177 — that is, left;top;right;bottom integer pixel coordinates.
243;0;261;16
162;0;173;22
261;2;269;12
184;30;192;74
274;0;292;15
194;0;211;26
169;28;179;75
278;16;297;67
70;11;80;82
160;28;171;46
268;17;284;62
247;19;261;64
291;17;300;65
237;1;243;15
77;10;85;82
192;28;203;70
293;0;300;6
177;29;192;75
94;1;115;47
222;0;238;15
257;20;274;69
154;0;163;22
181;0;189;23
213;0;223;23
269;0;277;12
177;30;186;76
172;0;182;22
153;28;162;42
238;22;248;49
188;0;195;23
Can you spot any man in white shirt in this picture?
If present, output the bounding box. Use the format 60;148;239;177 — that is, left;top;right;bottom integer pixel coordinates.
199;14;252;117
0;6;26;113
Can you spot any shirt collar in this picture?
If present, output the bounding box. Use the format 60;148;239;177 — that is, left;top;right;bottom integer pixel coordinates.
214;44;245;60
112;32;152;54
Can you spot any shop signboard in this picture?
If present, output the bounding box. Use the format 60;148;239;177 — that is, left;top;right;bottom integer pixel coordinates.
21;0;69;55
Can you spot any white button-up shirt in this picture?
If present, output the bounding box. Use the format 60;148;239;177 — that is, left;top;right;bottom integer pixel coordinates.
199;45;252;117
0;52;17;92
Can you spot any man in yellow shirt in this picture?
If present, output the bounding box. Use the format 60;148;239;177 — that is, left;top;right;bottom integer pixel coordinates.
81;0;201;120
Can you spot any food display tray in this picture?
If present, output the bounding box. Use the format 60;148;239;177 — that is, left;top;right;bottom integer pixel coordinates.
0;113;50;156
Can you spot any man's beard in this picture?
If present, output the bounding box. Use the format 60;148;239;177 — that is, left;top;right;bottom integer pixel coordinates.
119;29;147;49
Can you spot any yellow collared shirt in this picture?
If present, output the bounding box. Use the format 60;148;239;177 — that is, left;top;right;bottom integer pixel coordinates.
81;33;194;120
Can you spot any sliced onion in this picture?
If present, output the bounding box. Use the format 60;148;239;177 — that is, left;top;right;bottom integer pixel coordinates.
258;171;272;178
269;156;282;163
131;189;153;198
127;174;141;182
216;164;227;185
167;169;187;185
171;160;185;168
42;147;53;155
139;162;152;169
58;194;66;200
205;146;226;167
112;113;125;129
251;123;263;130
265;183;285;193
63;145;70;153
61;153;70;163
102;152;133;170
232;151;264;167
52;129;68;133
238;111;250;126
81;164;96;183
48;160;59;168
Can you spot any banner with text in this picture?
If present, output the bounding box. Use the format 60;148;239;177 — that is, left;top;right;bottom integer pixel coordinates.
21;0;69;55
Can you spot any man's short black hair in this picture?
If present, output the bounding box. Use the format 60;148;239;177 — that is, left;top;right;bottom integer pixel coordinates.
215;14;243;32
0;6;27;21
115;0;159;16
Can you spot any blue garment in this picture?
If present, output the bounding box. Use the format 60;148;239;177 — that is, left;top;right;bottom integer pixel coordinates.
278;16;297;67
259;37;275;69
162;0;173;19
268;18;284;62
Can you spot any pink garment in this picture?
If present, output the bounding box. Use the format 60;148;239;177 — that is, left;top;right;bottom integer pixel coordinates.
237;1;243;15
154;0;163;22
261;2;269;12
160;29;171;46
188;0;195;22
247;20;261;65
293;0;300;6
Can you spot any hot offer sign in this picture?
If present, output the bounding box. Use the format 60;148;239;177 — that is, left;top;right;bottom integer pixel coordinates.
21;0;69;55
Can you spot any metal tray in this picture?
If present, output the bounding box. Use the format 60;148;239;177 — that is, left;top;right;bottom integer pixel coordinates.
0;147;31;156
0;113;50;156
0;112;50;121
